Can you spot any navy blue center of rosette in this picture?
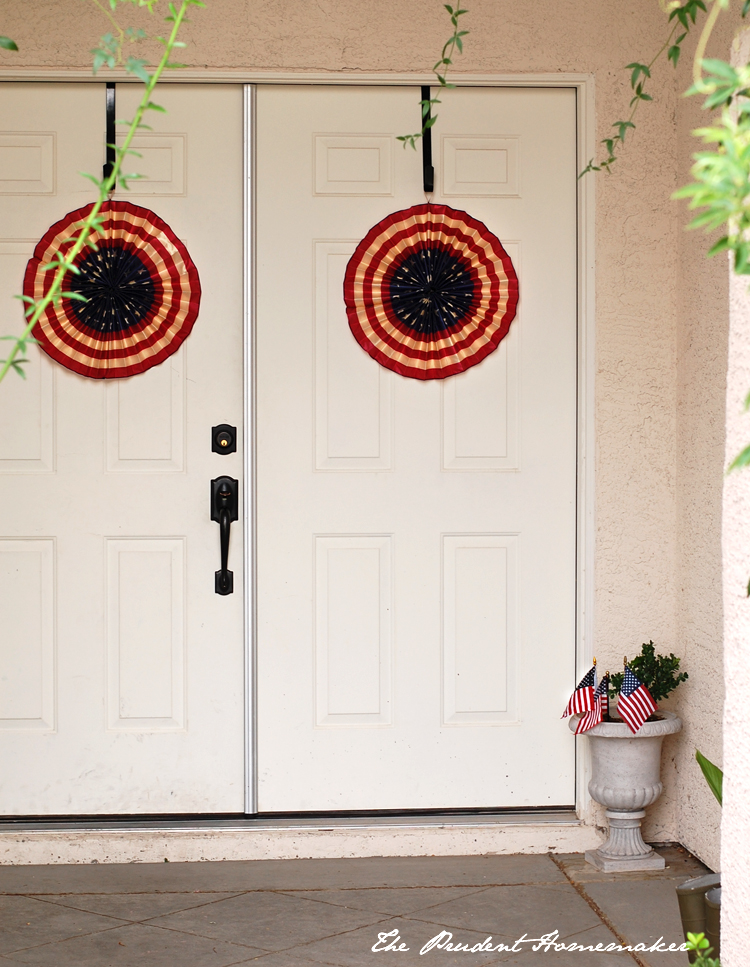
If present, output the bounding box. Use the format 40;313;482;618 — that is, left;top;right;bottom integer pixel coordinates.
69;245;156;333
387;246;477;336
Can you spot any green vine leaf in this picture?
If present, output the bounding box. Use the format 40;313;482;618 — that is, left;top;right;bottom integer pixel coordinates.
92;33;119;73
126;56;151;82
667;33;687;66
0;35;18;50
626;62;651;88
669;0;707;29
614;120;635;141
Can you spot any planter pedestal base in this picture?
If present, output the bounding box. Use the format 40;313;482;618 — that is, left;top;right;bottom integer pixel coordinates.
585;849;664;872
586;809;666;873
585;808;665;871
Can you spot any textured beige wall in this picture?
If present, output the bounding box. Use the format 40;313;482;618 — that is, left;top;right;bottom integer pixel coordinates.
719;32;750;967
721;271;750;967
720;37;750;948
0;0;729;858
669;17;733;873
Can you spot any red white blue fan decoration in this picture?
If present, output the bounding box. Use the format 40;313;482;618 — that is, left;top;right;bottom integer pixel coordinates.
23;201;200;379
343;204;518;380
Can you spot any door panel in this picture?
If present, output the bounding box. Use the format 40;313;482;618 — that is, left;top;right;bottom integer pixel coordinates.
0;84;245;815
256;85;578;811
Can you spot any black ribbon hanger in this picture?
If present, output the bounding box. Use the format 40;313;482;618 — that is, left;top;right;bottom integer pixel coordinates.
421;85;434;194
103;82;116;184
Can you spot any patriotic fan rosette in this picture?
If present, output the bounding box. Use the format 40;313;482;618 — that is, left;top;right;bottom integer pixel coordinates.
23;201;200;379
343;204;518;380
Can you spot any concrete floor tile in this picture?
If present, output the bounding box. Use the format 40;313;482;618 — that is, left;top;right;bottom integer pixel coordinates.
237;953;341;967
148;890;387;951
404;883;601;942
0;853;698;967
0;895;119;956
0;864;241;896
294;916;516;967
0;854;564;895
581;879;687;966
0;922;263;967
279;886;490;916
33;892;243;923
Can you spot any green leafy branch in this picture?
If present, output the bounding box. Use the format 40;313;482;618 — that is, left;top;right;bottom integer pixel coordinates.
676;59;750;271
607;641;688;703
90;0;154;72
0;35;18;50
580;0;705;175
397;3;469;151
686;933;721;966
0;0;203;385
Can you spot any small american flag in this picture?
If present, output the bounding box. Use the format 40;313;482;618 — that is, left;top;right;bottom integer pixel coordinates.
575;673;609;734
617;666;657;733
561;666;596;718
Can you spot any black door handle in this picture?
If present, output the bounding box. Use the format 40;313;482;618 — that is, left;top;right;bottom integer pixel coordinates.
211;476;238;595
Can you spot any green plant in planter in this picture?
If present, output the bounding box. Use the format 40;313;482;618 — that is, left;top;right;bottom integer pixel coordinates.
608;640;688;703
686;932;721;966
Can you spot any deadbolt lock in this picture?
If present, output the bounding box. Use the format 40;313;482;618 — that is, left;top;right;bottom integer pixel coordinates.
211;424;237;454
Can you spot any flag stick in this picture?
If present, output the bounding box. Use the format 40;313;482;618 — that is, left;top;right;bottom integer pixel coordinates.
604;670;611;722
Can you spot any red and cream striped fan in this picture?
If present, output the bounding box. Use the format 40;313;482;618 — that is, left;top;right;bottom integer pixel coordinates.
24;201;200;379
343;204;518;380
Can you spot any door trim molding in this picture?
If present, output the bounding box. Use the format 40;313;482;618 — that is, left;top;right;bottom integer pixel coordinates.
243;85;258;814
574;75;597;823
243;73;596;821
2;69;594;87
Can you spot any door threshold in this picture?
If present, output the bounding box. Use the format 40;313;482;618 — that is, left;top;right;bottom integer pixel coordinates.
0;807;600;865
0;806;578;833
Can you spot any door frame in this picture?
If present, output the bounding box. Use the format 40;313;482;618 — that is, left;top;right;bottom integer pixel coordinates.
242;73;596;817
0;70;596;819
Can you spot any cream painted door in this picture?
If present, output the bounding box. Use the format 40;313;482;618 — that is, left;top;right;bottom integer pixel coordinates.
257;85;578;811
256;87;576;811
0;84;245;814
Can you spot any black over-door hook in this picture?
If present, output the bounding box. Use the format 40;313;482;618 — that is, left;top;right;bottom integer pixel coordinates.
103;82;116;183
211;476;239;595
421;85;434;194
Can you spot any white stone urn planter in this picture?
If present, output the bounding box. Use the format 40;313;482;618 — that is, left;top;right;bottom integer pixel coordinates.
569;710;682;871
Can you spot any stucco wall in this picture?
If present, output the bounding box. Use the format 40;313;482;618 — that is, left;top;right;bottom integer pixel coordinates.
0;0;730;858
719;32;750;967
722;270;750;967
670;19;732;873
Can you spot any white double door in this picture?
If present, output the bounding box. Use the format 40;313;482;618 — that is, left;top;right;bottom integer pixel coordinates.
255;85;578;811
1;83;578;817
0;84;245;814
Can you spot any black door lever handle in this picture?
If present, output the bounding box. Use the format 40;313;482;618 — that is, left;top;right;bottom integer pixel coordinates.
211;476;238;594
